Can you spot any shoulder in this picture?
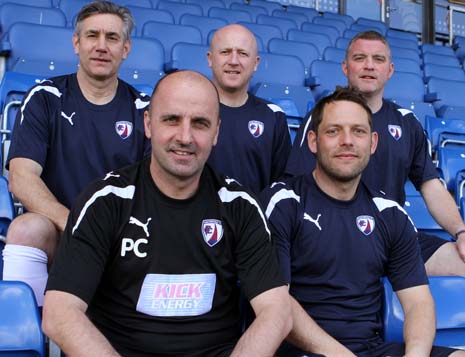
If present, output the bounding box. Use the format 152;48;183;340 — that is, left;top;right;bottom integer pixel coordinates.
260;177;304;219
117;79;150;111
248;93;285;115
381;99;420;123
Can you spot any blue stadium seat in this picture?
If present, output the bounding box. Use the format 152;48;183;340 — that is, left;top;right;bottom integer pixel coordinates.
180;14;227;45
387;36;419;52
437;146;465;192
383;276;465;347
0;23;77;75
421;43;455;56
253;82;314;119
384;72;425;102
390;45;421;63
256;14;297;38
423;63;465;83
268;38;319;77
157;0;202;23
58;0;89;27
355;17;387;34
424;116;465;155
456;170;465;205
423;52;460;67
313;16;347;35
403;194;451;240
230;3;267;21
287;29;331;56
0;280;45;356
272;9;307;28
248;0;282;14
387;28;418;43
392;57;421;75
142;21;202;62
127;6;174;36
251;52;306;88
285;5;318;22
322;11;354;28
343;28;361;40
426;77;465;114
307;60;347;100
165;43;211;78
0;3;66;33
119;37;165;87
439;105;465;120
0;0;51;6
335;37;350;49
113;0;152;7
208;7;252;23
0;175;14;238
350;22;386;35
185;0;225;15
237;21;282;47
390;99;435;128
301;22;340;45
323;46;345;63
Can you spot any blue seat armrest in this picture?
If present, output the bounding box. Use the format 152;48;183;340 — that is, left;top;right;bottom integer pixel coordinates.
164;61;178;73
305;76;320;88
0;40;11;56
424;92;438;103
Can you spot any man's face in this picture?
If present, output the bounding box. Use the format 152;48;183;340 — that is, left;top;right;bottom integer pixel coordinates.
144;75;220;184
207;25;260;94
73;13;130;81
342;39;394;98
308;100;378;183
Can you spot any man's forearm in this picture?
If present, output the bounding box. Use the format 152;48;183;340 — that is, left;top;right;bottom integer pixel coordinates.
287;296;356;356
9;170;69;231
43;292;120;357
231;286;292;356
403;303;435;356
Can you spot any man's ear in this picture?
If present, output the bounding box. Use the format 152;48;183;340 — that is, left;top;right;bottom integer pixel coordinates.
308;130;317;154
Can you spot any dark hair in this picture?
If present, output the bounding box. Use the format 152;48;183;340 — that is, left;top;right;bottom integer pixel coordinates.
310;86;373;133
75;1;134;42
346;30;391;60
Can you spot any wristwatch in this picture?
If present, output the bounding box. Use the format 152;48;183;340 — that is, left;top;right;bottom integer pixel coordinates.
454;229;465;241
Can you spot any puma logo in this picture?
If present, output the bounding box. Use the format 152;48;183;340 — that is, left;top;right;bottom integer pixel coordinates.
61;111;75;126
129;216;152;238
303;212;322;231
103;172;120;181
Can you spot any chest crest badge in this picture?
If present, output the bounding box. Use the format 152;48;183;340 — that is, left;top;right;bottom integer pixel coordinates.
115;121;133;139
248;120;264;138
202;219;224;247
356;215;375;236
388;125;402;141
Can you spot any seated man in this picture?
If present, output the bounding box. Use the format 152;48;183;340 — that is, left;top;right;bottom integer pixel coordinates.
261;87;465;356
285;30;465;277
207;24;291;194
42;71;291;356
2;1;150;306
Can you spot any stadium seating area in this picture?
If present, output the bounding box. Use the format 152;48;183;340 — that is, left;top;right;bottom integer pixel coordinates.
0;0;464;354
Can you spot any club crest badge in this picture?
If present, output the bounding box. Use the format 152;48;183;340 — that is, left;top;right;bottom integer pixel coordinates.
356;215;375;236
388;125;402;141
115;121;133;139
248;120;264;138
202;219;224;247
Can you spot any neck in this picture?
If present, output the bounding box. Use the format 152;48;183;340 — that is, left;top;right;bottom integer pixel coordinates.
217;87;248;107
363;92;383;114
312;168;360;201
76;70;118;105
149;158;200;200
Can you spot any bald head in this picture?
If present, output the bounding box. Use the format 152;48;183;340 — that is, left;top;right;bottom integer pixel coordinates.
150;70;220;120
210;24;258;56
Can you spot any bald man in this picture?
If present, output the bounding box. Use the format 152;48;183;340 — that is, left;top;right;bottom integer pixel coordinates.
207;24;291;194
42;71;291;357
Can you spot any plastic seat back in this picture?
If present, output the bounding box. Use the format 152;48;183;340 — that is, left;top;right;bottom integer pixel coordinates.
0;281;45;356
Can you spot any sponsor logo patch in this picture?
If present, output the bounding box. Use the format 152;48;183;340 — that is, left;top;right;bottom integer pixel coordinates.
115;121;133;139
201;219;224;247
356;215;375;236
388;125;402;140
248;120;264;138
136;273;216;317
